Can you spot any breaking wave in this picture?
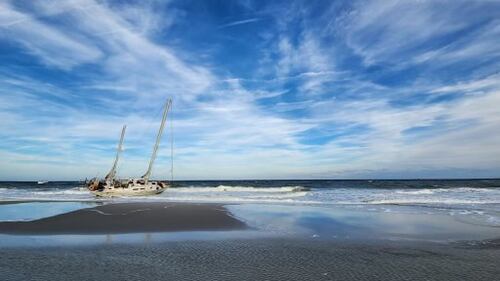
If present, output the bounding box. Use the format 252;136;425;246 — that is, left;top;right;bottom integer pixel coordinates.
172;185;307;193
362;199;500;205
0;183;499;209
395;189;436;195
1;181;499;228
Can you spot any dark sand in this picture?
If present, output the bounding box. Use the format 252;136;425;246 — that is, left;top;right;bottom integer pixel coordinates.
0;202;246;234
1;202;500;280
1;239;500;281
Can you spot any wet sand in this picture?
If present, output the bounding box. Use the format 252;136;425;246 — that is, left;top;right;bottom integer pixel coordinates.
0;202;246;234
2;239;500;281
1;201;500;280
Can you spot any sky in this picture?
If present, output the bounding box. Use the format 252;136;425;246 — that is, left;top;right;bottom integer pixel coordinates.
0;0;499;181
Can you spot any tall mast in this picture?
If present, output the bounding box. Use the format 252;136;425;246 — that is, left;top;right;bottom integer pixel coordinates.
105;125;126;181
142;99;172;182
170;103;174;183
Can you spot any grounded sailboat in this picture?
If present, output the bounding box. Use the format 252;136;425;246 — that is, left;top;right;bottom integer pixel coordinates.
87;99;173;197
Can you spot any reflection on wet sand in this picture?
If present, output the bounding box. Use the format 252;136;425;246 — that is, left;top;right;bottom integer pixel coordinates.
0;202;246;235
0;201;499;247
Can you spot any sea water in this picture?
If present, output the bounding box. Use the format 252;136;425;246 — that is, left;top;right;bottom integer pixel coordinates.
1;179;499;227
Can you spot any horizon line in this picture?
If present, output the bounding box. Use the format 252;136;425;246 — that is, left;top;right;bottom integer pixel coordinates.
1;177;499;182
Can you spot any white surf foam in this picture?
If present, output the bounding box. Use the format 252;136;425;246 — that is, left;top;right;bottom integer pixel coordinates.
1;185;499;209
396;189;435;195
173;185;305;193
363;199;500;205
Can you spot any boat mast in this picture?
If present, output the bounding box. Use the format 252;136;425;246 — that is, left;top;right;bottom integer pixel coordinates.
170;103;174;183
142;99;172;182
105;125;126;181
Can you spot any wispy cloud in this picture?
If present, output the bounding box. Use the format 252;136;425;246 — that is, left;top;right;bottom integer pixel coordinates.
219;18;261;28
0;1;102;69
337;0;500;74
0;0;499;180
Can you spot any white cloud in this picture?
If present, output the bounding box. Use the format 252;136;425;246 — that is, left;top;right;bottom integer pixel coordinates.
219;18;261;28
298;82;500;178
432;73;500;94
0;0;316;180
0;0;499;180
276;32;335;94
0;1;102;69
339;0;499;67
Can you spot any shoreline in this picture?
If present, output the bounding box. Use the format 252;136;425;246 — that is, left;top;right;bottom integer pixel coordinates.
0;200;499;245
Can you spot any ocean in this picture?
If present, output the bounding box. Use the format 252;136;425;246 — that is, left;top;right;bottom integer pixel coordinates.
1;179;500;227
1;179;500;204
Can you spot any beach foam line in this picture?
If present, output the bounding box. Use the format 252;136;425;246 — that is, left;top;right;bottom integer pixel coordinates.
2;196;499;206
172;185;307;193
361;199;500;205
395;189;435;195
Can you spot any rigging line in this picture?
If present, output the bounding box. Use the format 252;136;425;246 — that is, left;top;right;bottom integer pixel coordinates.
170;98;174;183
143;99;171;181
140;102;165;180
144;104;164;142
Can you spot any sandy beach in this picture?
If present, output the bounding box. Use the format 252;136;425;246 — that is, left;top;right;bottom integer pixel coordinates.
0;202;246;234
0;199;499;280
1;237;500;280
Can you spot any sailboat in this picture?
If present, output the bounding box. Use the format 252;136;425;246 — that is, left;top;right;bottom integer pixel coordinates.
87;99;173;197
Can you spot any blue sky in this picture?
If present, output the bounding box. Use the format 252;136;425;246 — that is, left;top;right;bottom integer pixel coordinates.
1;0;499;180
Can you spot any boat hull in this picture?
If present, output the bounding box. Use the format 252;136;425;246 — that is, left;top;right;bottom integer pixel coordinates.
91;187;167;197
88;179;169;197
